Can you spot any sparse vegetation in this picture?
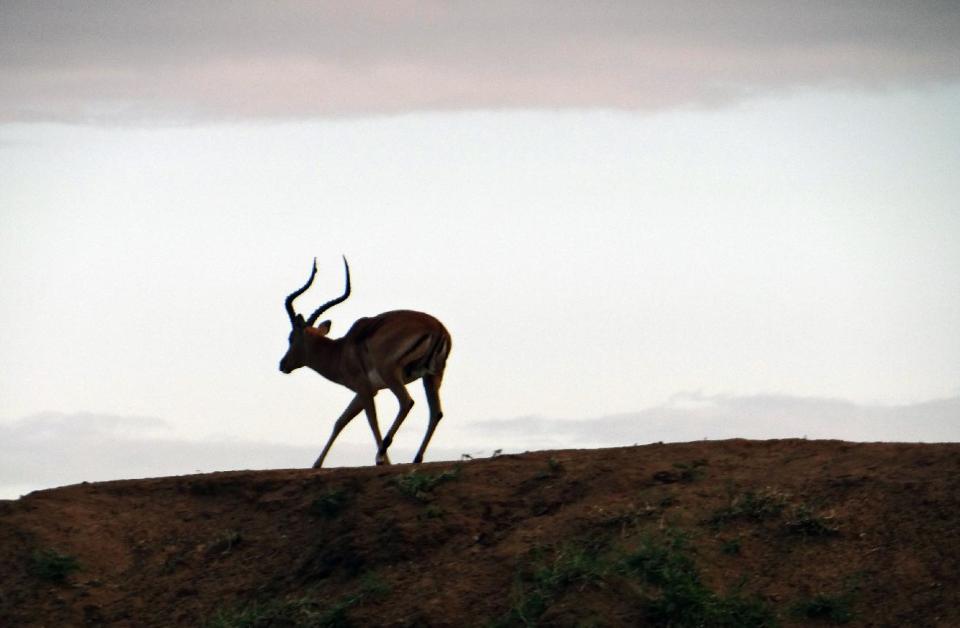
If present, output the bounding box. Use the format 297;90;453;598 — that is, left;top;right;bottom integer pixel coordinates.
494;530;774;627
534;457;564;480
658;494;677;508
208;530;242;556
720;537;742;555
784;505;840;538
392;466;461;501
310;487;352;519
208;575;388;628
29;548;80;583
623;532;775;627
496;541;611;626
652;459;708;484
792;591;855;624
673;458;708;482
709;488;789;527
207;598;313;628
709;488;843;542
3;440;955;627
421;504;445;519
161;550;188;575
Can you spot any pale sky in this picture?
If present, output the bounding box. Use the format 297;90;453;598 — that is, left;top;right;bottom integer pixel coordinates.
1;2;959;498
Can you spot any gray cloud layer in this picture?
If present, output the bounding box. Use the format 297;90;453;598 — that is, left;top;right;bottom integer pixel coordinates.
465;394;960;450
2;1;958;122
0;413;317;498
4;395;957;499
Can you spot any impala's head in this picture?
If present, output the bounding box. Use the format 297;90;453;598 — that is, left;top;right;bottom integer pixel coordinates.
279;256;351;374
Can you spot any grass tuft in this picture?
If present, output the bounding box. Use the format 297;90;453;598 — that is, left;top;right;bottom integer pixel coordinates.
784;505;840;538
29;548;80;583
207;530;242;556
495;541;610;626
709;488;789;527
792;592;854;624
208;574;388;628
673;459;709;482
624;533;774;627
493;531;775;627
393;466;461;501
310;488;352;519
720;538;742;555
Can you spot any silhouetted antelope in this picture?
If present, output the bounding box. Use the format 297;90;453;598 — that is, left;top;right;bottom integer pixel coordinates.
279;257;451;467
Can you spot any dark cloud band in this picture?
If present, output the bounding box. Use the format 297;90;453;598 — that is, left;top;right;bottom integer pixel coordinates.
2;1;958;123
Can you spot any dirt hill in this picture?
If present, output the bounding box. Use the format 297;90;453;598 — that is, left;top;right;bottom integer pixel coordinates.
1;439;958;627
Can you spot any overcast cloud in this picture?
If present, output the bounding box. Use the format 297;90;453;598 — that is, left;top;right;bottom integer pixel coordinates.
463;394;960;450
2;1;959;122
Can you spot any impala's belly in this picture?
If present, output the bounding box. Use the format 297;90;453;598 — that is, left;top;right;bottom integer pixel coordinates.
405;365;429;382
367;368;386;389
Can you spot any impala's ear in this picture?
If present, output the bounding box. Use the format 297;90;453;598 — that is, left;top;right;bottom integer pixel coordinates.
315;320;332;336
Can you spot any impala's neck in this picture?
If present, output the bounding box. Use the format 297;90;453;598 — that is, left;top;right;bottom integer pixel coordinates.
303;330;347;385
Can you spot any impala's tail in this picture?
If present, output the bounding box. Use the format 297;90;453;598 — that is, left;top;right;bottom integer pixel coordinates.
426;333;451;375
404;331;451;381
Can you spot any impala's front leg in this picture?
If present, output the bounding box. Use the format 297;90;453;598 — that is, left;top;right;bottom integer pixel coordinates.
361;394;392;465
313;394;365;469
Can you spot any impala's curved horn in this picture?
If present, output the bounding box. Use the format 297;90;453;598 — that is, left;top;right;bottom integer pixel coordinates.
284;258;318;326
306;256;351;327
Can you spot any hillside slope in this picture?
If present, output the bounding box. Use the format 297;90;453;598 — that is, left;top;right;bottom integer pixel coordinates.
1;439;958;627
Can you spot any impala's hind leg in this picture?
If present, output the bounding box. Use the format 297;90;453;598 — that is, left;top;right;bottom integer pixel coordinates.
414;373;444;464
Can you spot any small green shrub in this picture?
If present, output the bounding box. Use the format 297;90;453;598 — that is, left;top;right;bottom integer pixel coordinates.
420;504;445;519
672;459;708;482
30;548;80;583
784;505;840;538
709;488;789;527
208;599;312;628
623;533;774;627
310;488;352;519
493;532;775;628
393;466;460;501
497;542;610;626
208;575;388;628
720;538;742;555
658;495;677;508
792;592;854;624
208;597;353;628
622;531;698;587
208;530;242;555
534;457;564;480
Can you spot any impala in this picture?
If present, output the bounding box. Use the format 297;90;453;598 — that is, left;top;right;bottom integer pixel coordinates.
279;257;451;468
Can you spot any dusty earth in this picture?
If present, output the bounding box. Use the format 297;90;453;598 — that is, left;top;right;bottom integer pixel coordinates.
1;439;958;627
